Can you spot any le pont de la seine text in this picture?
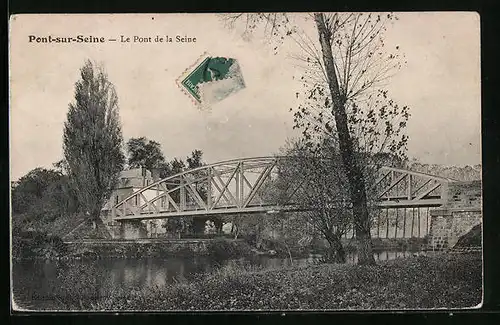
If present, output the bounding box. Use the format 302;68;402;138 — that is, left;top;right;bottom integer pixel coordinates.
28;34;197;44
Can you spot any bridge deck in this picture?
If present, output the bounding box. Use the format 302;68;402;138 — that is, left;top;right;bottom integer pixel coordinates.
113;198;444;221
113;205;305;221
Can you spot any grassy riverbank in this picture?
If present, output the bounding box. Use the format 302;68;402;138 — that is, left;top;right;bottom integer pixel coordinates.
12;230;257;260
21;252;481;311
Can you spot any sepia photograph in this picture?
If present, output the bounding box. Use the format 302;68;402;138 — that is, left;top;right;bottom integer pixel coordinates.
9;12;482;311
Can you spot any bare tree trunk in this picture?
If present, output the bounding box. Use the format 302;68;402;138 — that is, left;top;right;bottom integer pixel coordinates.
325;233;347;263
284;242;293;264
91;207;101;230
232;221;239;240
314;13;375;265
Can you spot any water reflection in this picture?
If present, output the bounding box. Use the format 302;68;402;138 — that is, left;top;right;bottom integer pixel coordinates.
12;249;426;309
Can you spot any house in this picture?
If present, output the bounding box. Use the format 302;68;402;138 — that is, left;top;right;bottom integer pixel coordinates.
101;167;166;238
102;167;154;212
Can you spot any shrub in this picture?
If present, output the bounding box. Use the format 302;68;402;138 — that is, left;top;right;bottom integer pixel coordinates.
12;230;67;259
206;239;253;261
206;238;237;260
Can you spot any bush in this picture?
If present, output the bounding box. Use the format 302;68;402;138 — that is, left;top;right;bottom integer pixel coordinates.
206;239;253;261
255;238;311;258
12;230;67;259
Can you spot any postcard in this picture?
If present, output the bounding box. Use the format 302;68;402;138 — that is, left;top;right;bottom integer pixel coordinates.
9;13;482;312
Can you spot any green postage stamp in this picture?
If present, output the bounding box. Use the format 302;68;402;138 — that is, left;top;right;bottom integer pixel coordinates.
177;53;246;107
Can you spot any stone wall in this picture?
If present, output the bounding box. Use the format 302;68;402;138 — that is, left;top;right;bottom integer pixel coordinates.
119;220;148;239
428;208;481;250
62;238;252;258
428;180;482;250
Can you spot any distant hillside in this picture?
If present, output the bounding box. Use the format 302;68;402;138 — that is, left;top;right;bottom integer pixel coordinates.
406;162;481;181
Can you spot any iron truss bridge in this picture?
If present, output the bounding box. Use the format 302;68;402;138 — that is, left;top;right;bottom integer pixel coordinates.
111;156;456;222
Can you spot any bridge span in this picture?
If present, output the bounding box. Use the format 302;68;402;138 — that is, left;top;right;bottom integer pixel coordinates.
110;156;455;222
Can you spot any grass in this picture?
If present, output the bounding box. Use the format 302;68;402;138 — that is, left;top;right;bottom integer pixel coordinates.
23;252;482;311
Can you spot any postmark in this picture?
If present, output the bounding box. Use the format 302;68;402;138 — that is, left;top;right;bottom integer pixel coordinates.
177;53;245;108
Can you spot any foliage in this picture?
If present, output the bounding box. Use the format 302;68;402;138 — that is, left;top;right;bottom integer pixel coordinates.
270;139;356;262
125;136;194;180
12;230;67;259
290;15;410;167
162;218;192;238
292;87;410;169
186;150;204;169
124;136;209;185
205;238;253;262
63;60;125;222
10;166;89;253
11;167;79;219
126;137;167;172
222;13;294;47
222;212;312;259
225;214;265;243
169;158;186;175
11;168;59;214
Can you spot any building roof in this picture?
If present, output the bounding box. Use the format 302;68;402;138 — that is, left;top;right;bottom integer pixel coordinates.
120;167;152;179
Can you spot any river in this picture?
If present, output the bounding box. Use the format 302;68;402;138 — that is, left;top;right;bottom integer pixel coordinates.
12;249;425;310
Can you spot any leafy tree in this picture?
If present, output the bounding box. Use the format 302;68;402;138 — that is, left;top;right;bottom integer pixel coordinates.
223;13;409;265
125;137;174;180
11;167;79;230
169;158;186;175
186;149;204;169
11;168;61;214
63;60;125;227
126;137;166;171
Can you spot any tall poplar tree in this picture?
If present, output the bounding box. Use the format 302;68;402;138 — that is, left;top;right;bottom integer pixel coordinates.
63;60;125;227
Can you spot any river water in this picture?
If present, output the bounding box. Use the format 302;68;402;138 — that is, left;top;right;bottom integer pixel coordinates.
12;249;425;310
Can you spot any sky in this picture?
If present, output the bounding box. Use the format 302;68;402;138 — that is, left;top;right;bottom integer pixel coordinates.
9;12;481;180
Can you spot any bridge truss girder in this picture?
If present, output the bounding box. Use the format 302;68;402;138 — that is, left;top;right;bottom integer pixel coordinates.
111;156;454;221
